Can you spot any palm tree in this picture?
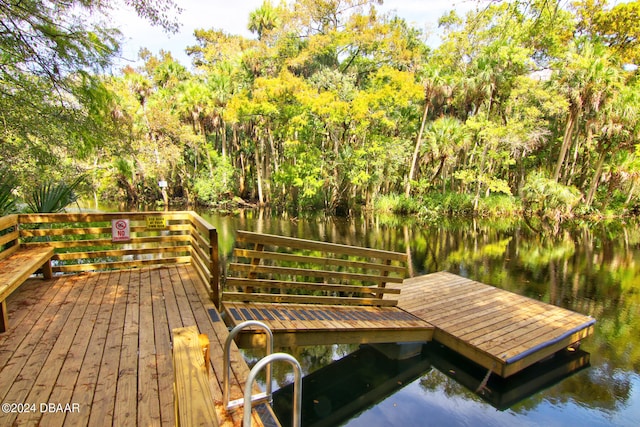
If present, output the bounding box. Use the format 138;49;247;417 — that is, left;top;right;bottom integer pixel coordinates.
405;66;454;196
423;116;468;188
248;1;280;40
585;80;639;207
552;39;621;183
26;176;85;213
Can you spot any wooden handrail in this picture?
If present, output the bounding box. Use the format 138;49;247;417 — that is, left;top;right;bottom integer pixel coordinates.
236;230;408;262
225;230;408;307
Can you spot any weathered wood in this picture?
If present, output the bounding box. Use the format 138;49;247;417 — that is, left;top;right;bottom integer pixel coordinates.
4;212;218;313
54;256;191;273
224;301;434;348
0;214;18;230
0;229;19;248
18;211;191;223
225;230;408;310
229;263;404;284
19;223;191;237
226;277;401;294
24;234;191;249
173;326;219;427
53;245;191;260
234;248;407;274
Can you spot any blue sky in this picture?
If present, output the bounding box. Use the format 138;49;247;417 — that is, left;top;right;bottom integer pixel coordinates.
110;0;480;69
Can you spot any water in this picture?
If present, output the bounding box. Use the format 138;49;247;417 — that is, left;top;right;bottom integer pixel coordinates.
198;210;640;427
76;203;639;426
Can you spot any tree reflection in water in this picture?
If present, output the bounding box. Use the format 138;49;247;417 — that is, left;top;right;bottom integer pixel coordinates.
205;211;640;426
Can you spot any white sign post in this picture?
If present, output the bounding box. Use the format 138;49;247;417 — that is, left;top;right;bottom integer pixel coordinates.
112;219;131;242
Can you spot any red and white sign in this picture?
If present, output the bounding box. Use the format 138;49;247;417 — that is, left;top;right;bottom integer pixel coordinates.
111;219;131;242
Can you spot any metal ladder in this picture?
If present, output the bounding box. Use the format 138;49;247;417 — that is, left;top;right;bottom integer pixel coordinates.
223;321;302;427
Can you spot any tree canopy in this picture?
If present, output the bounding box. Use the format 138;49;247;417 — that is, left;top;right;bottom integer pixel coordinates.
3;0;640;220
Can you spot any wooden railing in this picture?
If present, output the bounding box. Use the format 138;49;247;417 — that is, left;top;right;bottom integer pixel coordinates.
13;211;220;306
224;231;408;307
0;214;19;260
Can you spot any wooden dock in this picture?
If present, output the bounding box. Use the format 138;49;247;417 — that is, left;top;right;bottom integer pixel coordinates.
392;271;596;377
0;265;278;427
223;301;434;348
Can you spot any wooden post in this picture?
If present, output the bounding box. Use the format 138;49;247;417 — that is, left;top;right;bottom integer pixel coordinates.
42;259;53;279
0;300;8;333
209;227;220;309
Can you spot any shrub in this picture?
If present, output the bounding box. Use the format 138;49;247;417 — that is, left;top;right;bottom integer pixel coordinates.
192;154;236;206
476;194;521;217
522;171;582;219
373;194;420;215
26;176;85;213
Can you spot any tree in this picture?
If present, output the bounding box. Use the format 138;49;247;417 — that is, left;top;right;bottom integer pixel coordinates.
551;38;621;183
0;0;181;187
248;1;280;40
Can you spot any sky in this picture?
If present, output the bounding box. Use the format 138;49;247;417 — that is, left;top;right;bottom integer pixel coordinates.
110;0;480;69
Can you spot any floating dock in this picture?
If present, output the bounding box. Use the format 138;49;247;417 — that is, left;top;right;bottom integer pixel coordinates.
391;271;596;377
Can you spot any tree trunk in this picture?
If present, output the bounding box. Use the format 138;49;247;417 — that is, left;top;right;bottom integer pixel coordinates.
553;110;577;182
585;144;606;207
405;103;429;197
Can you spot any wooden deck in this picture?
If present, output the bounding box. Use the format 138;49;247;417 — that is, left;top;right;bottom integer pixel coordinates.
0;265;278;427
393;272;596;377
222;301;434;348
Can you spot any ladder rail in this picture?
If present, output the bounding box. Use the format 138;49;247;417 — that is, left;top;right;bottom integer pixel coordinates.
223;320;274;410
243;353;302;427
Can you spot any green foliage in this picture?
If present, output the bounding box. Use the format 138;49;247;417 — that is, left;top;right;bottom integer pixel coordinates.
476;194;521;217
26;176;85;213
522;171;582;219
5;0;640;219
373;194;420;215
421;192;474;217
192;153;236;206
0;173;18;215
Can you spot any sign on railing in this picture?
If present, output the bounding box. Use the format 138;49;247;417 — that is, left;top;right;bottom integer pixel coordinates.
146;216;167;229
111;219;131;242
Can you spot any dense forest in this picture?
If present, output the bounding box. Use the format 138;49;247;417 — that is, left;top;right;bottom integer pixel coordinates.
1;0;639;220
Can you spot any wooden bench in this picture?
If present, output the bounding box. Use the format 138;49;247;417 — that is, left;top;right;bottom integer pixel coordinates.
0;215;53;332
224;231;408;306
172;326;219;427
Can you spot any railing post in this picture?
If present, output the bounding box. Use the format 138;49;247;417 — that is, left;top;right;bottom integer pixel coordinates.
209;227;219;308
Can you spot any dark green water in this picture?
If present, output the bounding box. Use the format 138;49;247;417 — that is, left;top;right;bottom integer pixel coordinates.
199;210;639;427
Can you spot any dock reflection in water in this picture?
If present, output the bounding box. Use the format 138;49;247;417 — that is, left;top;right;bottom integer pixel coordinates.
272;343;590;427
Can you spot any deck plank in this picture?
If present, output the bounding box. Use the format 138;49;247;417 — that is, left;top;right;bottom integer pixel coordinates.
113;268;141;427
15;273;96;426
0;274;78;426
393;271;595;377
0;266;275;427
42;272;105;427
137;267;162;427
